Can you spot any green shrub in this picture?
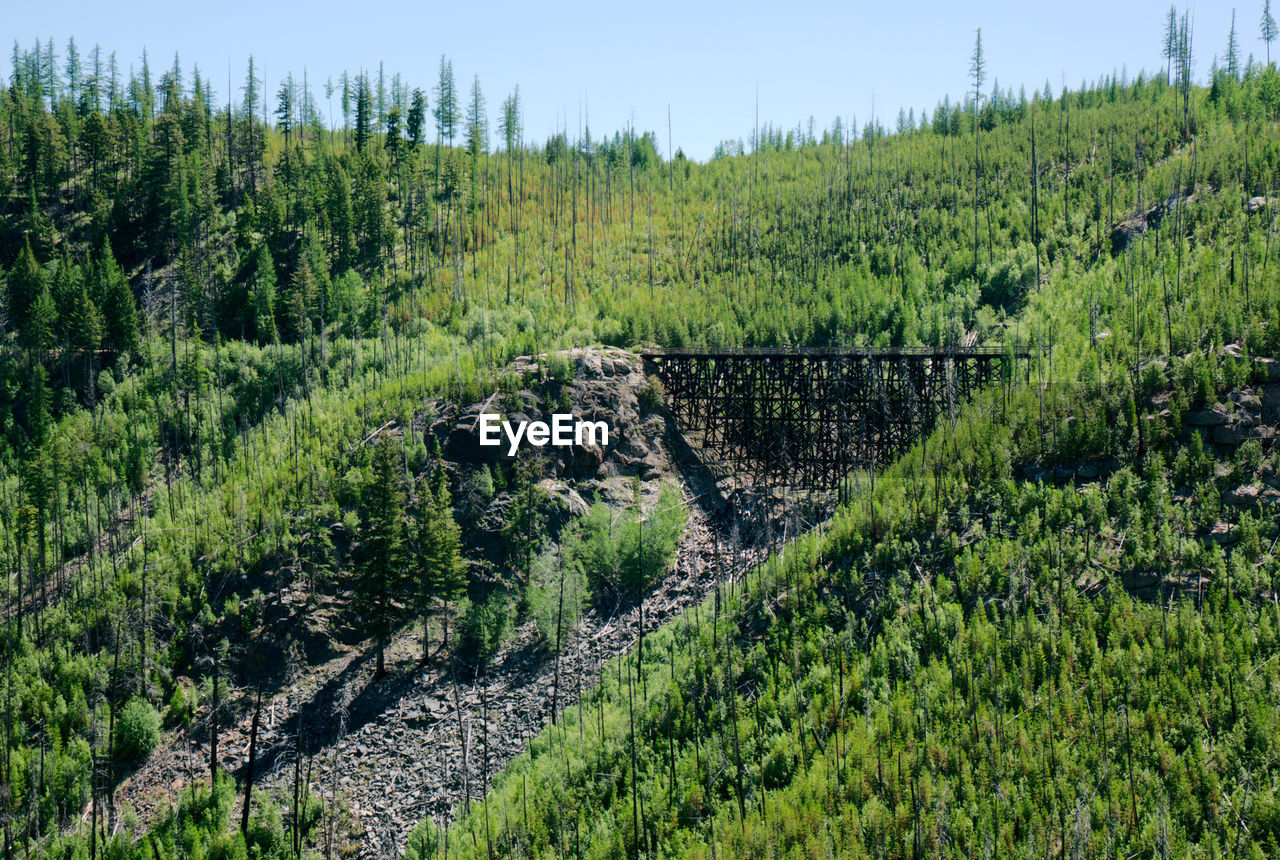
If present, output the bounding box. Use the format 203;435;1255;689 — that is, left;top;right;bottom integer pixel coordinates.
166;682;196;727
116;697;161;761
526;546;588;649
554;385;573;414
456;592;516;666
1140;360;1167;396
763;738;796;788
638;374;666;413
546;352;572;383
979;244;1037;312
1266;305;1280;355
245;802;287;855
461;465;496;520
570;484;686;600
241;588;264;634
405;819;444;860
1237;439;1265;477
501;475;553;569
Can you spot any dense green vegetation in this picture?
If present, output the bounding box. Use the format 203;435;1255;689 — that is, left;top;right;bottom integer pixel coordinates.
1;3;1279;856
410;372;1280;857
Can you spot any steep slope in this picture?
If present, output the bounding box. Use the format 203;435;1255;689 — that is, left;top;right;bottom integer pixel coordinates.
109;349;793;855
408;357;1280;858
5;39;1280;858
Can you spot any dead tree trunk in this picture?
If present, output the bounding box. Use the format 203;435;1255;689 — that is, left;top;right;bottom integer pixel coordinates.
241;685;263;836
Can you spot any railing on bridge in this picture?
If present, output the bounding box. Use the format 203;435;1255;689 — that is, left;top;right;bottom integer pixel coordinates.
642;345;1042;489
641;345;1020;358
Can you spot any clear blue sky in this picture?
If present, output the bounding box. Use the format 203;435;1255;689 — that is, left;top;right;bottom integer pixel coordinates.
6;0;1248;160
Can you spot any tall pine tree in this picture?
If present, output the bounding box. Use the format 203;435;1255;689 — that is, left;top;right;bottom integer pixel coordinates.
249;245;278;344
411;460;465;661
432;56;457;198
96;238;139;355
1265;0;1278;66
355;436;409;677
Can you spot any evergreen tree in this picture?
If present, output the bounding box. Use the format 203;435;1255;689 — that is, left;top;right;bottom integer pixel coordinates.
41;38;59;104
242;55;263;185
499;87;520;153
21;363;51;447
249;245;278;344
433;57;457;144
81;108;112;191
501;458;548;588
970;28;986;116
8;238;44;336
354;73;372;154
385;105;402;161
64;37;81;105
139;46;154;120
326;162;358;273
432;55;457;195
407;88;426;148
355;437;409;677
83;43;102;112
376;61;386;131
159;67;181;115
304;224;333;301
465;75;487;161
1264;0;1277;65
68;279;103;398
276;72;296;149
465;75;487;208
107;49;119;111
283;254;316;342
353;154;391;266
146;113;188;249
969;27;986;275
412;460;466;660
22;285;56;358
340;70;351;133
1225;9;1241;80
97;239;139;355
183;65;209;152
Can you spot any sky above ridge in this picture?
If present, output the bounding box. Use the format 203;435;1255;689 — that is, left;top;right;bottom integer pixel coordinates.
7;0;1250;160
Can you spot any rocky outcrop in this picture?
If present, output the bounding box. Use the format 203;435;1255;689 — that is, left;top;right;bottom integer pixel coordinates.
1110;192;1191;254
1255;357;1280;384
435;348;663;485
1195;384;1280;449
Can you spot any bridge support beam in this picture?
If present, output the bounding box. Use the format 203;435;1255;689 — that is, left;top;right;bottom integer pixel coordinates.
644;347;1030;489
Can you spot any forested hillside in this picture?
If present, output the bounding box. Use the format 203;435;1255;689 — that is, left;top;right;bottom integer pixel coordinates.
2;5;1280;857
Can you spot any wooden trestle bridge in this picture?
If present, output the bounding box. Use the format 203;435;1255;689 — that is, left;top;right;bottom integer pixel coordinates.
641;345;1039;489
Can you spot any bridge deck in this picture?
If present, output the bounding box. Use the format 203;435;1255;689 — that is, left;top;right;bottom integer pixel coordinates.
643;345;1040;489
641;345;1040;359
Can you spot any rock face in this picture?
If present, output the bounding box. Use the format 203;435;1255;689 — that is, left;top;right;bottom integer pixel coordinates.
1019;380;1279;496
1186;408;1230;426
436;347;659;485
1256;357;1280;384
1110;193;1186;254
1194;384;1280;452
1213;423;1275;445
